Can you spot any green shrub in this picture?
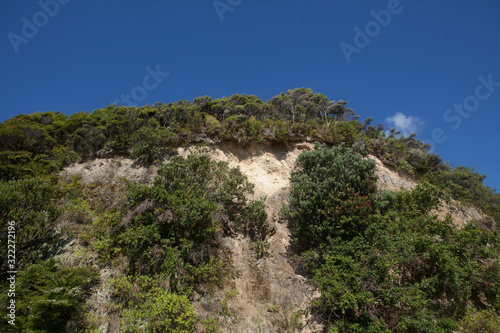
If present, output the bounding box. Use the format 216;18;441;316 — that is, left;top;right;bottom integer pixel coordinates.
0;259;99;332
201;317;222;333
236;199;271;241
285;144;500;331
286;142;377;251
460;308;500;333
130;126;178;164
112;275;197;333
92;154;263;295
205;115;221;136
65;197;93;224
0;178;60;271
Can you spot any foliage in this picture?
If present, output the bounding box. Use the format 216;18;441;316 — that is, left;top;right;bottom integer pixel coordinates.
64;197;93;225
286;145;500;331
91;154;266;294
0;259;99;332
459;307;500;333
1;90;496;225
236;199;270;241
286;143;377;251
1;88;499;332
0;178;60;271
129;126;178;164
112;275;197;333
424;166;500;221
200;317;222;333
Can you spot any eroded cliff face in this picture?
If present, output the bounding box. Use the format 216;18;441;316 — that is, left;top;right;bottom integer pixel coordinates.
58;142;484;332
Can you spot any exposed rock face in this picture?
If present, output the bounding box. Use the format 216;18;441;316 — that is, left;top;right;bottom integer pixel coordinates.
61;157;157;185
369;154;417;192
180;142;322;332
59;142;485;332
367;154;484;227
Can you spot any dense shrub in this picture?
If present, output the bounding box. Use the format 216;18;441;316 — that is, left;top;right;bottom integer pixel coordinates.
2;89;499;332
0;178;60;271
92;154;268;290
286;143;377;251
0;260;99;332
424;166;500;221
1;90;496;226
112;275;197;333
129;126;178;164
286;145;500;331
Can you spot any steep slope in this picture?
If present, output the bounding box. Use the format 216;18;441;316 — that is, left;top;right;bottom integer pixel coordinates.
59;142;485;332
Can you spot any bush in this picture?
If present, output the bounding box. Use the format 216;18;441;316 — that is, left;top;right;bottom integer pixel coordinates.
285;144;500;331
460;308;500;333
112;275;197;333
205;115;221;136
130;126;178;164
236;200;271;241
286;142;377;251
0;259;99;332
0;178;60;271
92;154;264;294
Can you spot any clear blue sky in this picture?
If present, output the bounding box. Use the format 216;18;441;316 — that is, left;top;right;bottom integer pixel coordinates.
1;0;499;190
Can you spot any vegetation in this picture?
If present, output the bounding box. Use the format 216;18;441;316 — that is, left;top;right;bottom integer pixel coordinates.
0;260;99;332
285;144;500;332
88;153;269;330
1;88;496;217
0;178;61;272
111;275;197;332
0;88;498;331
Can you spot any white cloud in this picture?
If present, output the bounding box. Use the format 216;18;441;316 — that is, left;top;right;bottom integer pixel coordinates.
385;112;425;136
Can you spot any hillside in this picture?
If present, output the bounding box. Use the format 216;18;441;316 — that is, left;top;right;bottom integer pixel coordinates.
53;142;489;332
1;90;499;332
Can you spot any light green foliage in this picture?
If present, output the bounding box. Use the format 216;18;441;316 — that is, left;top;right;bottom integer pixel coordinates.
112;275;197;333
0;259;99;332
460;308;500;333
65;197;93;224
0;112;74;180
253;239;270;259
242;116;264;143
396;158;415;176
328;121;362;145
201;317;222;333
424;166;500;221
205;114;221;136
221;114;265;144
267;302;280;313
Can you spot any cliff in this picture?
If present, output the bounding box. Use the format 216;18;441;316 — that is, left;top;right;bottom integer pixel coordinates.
57;142;485;332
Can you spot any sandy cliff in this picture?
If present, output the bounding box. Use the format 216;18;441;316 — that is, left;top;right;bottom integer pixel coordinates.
59;142;484;332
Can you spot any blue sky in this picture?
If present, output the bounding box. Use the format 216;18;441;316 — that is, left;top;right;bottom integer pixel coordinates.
1;0;499;190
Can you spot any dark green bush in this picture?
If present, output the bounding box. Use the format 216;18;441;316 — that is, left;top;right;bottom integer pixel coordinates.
285;144;500;331
286;142;377;251
0;178;60;271
130;126;178;164
0;259;99;332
